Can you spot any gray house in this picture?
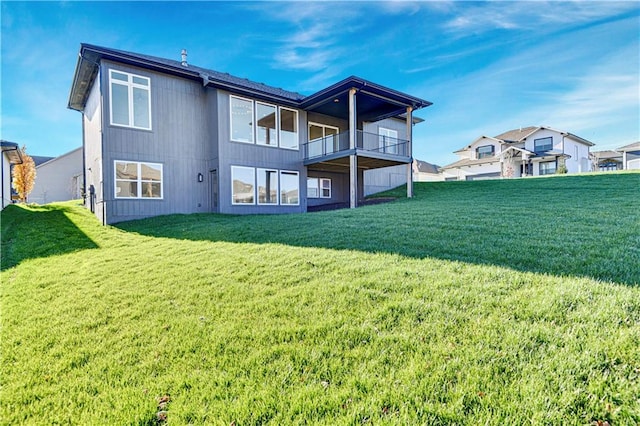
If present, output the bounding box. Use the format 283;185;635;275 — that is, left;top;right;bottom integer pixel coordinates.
68;44;431;224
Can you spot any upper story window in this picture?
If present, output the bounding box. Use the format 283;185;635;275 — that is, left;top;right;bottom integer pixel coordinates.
534;137;553;153
230;95;298;150
231;96;254;143
114;160;163;199
476;145;494;159
109;70;151;130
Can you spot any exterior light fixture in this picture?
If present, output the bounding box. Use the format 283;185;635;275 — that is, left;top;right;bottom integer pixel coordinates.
197;173;203;182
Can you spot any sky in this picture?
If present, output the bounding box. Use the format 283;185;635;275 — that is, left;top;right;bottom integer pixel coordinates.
1;1;639;167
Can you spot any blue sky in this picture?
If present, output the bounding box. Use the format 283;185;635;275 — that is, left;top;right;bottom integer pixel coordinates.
1;1;638;166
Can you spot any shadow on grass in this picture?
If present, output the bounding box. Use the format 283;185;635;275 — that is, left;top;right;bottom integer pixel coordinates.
116;173;640;286
1;204;99;271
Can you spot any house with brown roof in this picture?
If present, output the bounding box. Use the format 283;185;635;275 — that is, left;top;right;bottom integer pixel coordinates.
441;126;594;181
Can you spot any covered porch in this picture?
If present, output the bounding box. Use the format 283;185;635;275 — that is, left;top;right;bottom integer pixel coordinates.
300;76;431;208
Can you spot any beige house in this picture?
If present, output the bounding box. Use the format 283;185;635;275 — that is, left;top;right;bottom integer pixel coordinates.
30;147;83;204
442;126;594;181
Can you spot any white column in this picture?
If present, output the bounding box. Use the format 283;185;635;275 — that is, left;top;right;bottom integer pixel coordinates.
406;106;413;198
349;88;357;208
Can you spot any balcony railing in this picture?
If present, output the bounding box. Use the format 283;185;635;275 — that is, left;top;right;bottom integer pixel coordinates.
304;130;409;160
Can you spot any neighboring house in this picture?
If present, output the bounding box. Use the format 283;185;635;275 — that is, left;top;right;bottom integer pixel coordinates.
591;150;623;172
1;140;23;209
618;142;640;170
30;147;83;204
413;159;442;182
364;158;441;196
67;44;431;224
441;126;594;181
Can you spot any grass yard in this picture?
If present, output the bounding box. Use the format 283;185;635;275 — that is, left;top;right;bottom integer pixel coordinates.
1;172;639;425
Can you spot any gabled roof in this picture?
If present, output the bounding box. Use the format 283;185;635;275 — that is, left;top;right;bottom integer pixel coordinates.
36;147;82;168
494;126;539;142
32;155;56;166
68;44;432;121
414;159;440;174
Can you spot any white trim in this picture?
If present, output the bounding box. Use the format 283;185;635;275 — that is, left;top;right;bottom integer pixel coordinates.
231;165;256;205
378;127;399;154
108;70;152;130
255;101;278;147
279;107;299;150
230;95;255;144
320;177;331;199
114;160;163;199
279;170;300;205
256;168;279;205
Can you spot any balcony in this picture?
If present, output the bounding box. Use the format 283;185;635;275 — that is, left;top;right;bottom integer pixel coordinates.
303;130;410;171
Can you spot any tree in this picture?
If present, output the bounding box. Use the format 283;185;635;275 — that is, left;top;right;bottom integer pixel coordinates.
12;145;36;203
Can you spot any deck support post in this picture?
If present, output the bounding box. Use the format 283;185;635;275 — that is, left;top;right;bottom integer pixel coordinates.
406;106;413;199
349;87;357;209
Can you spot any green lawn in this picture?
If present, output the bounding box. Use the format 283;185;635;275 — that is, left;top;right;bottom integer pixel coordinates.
1;172;639;425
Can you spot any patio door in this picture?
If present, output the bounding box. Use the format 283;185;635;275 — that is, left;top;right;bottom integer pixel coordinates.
309;123;339;156
379;127;398;154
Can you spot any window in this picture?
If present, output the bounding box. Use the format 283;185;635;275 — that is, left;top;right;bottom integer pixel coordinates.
231;166;255;204
230;96;254;143
379;127;399;154
229;96;298;149
534;137;553;153
320;178;331;198
257;168;278;204
308;123;339;157
539;161;556;175
232;166;299;206
476;145;495;159
256;102;277;146
114;161;162;199
109;70;151;130
307;177;319;198
307;177;331;199
279;108;299;149
279;171;299;205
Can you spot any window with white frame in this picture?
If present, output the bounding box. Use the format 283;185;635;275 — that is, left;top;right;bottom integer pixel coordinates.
476;145;495;159
230;95;298;149
109;70;151;130
379;127;399;154
307;177;331;199
308;123;339;157
257;168;278;204
231;166;299;206
279;108;299;149
256;102;277;146
231;166;255;204
279;171;299;205
534;137;553;153
230;96;254;143
307;177;319;198
539;161;556;175
320;178;331;198
114;161;163;199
